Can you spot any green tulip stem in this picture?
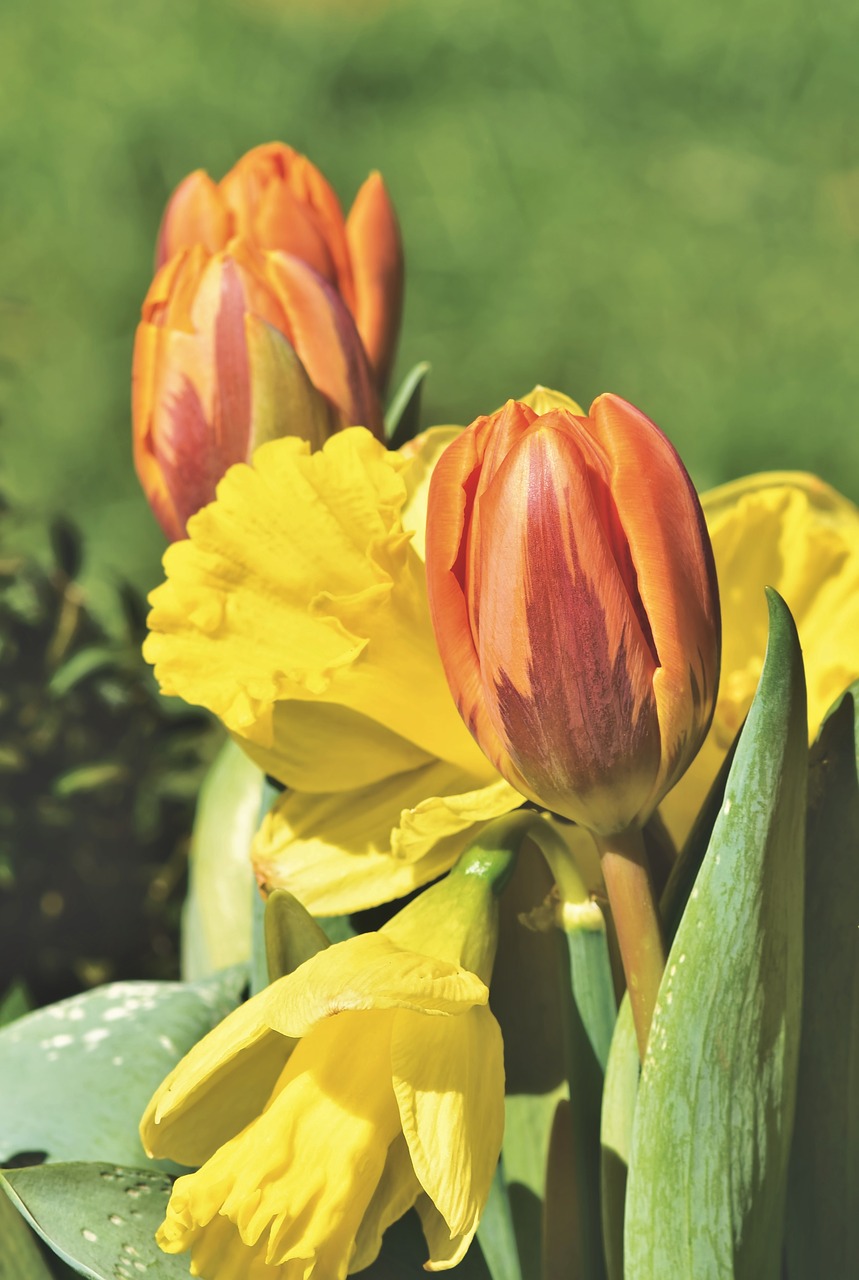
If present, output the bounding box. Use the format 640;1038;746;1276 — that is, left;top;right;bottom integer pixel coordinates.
596;826;666;1061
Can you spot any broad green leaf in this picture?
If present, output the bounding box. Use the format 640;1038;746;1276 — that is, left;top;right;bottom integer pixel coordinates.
180;737;264;982
0;968;246;1170
600;726;740;1280
0;1189;54;1280
625;590;807;1279
1;1162;187;1279
384;360;430;448
785;683;859;1277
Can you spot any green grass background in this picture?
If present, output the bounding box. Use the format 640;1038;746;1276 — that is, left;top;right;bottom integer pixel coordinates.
2;0;859;604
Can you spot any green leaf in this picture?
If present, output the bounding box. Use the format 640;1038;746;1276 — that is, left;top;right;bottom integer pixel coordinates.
385;361;430;448
0;969;246;1170
0;981;30;1027
180;737;265;983
264;889;330;981
1;1162;187;1279
250;777;281;996
0;1189;54;1280
624;590;807;1279
599;996;638;1280
785;683;859;1277
477;1157;523;1280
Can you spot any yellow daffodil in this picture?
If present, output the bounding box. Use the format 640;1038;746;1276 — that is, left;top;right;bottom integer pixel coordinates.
145;424;525;914
141;848;510;1277
660;471;859;845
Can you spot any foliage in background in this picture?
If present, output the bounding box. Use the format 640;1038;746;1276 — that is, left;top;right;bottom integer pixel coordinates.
2;0;859;610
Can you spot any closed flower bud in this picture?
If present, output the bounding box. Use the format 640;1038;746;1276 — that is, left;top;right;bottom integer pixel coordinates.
132;239;382;540
156;142;403;391
425;393;721;836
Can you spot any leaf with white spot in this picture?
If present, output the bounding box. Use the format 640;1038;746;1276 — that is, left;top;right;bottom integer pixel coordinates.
0;968;246;1170
1;1162;188;1278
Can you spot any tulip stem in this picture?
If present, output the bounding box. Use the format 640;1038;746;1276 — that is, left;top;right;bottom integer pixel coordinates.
596;826;666;1061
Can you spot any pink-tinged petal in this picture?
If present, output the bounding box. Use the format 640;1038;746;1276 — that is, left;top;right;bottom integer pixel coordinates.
346;172;404;393
155;170;230;269
587;394;720;809
472;420;662;830
263;251;383;438
425;421;511;774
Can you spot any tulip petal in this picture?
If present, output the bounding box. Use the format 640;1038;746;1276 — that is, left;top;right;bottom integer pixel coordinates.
156;169;230;268
157;1011;401;1279
400;425;463;561
145;428;496;787
471;417;662;829
260;250;383;438
263;934;489;1040
393;1005;504;1252
661;471;859;845
346;171;404;391
141;988;294;1169
244;313;336;455
252;764;524;914
588;394;720;813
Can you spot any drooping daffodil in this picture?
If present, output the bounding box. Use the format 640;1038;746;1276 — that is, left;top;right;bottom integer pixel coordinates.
141;841;513;1277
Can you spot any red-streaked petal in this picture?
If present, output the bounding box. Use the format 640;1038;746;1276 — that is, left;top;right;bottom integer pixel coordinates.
472;422;661;829
587;394;720;808
425;425;510;774
262;251;383;438
346;172;404;393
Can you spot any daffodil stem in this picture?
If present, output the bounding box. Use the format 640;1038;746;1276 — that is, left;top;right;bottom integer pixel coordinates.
596;826;666;1061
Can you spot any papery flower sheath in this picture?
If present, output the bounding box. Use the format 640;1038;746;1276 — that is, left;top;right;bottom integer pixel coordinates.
132;239;382;541
156;141;403;392
660;471;859;844
140;851;509;1277
425;394;721;836
144;426;524;914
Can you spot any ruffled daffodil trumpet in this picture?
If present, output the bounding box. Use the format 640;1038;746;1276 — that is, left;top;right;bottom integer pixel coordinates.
155;141;403;393
140;844;514;1278
132;239;382;541
144;426;524;914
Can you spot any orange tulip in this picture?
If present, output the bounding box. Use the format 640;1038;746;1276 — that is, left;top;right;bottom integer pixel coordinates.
132;239;382;541
425;395;721;836
156;142;403;392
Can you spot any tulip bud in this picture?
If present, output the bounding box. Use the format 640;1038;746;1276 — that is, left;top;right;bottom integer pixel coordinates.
132;239;382;540
156;142;403;392
425;394;720;836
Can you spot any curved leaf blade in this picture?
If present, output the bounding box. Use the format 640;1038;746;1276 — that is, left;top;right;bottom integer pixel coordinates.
625;590;807;1279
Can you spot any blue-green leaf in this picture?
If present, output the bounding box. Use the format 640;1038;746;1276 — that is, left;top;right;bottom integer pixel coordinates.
785;683;859;1277
1;1163;186;1279
0;1188;54;1280
625;589;807;1279
0;968;246;1170
384;361;430;448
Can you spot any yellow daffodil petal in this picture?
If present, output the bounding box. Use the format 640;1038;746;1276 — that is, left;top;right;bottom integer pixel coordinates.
157;1010;402;1280
144;428;495;788
350;1133;422;1273
399;425;463;561
252;764;525;914
263;933;488;1040
236;703;433;794
519;385;585;416
662;471;859;845
392;1005;504;1253
141;988;294;1168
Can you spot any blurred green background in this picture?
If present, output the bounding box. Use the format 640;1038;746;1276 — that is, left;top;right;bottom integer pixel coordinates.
2;0;859;607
